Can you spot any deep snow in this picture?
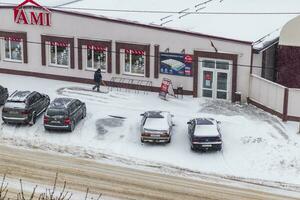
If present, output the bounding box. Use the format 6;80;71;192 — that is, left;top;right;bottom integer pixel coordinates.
1;74;300;189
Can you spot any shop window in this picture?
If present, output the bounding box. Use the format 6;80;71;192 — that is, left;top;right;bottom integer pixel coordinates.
49;42;70;67
86;45;107;71
4;37;23;62
123;49;145;76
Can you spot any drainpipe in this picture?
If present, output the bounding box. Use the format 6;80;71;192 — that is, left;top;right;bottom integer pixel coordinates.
247;45;254;104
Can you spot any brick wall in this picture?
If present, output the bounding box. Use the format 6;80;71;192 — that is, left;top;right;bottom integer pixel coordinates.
277;45;300;88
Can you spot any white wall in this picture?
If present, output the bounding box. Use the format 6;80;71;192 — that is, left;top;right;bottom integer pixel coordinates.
288;88;300;117
279;15;300;47
252;53;262;77
0;8;252;99
249;74;285;113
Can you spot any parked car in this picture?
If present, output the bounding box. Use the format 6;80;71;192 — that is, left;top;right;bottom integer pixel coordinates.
2;91;50;125
187;118;222;151
140;111;174;143
44;98;86;132
0;85;9;105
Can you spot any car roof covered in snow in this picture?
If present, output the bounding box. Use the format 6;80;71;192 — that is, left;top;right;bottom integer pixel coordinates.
7;91;33;102
143;111;170;131
193;118;219;137
144;111;169;118
49;97;75;109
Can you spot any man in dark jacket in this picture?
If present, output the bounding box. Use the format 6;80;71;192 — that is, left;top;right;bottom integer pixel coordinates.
93;68;102;92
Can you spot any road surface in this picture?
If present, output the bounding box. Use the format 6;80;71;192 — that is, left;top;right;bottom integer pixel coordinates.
0;145;299;200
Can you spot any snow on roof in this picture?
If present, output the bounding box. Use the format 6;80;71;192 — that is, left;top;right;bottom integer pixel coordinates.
1;0;299;42
252;28;280;51
7;91;32;102
49;97;74;108
143;111;170;131
194;118;219;137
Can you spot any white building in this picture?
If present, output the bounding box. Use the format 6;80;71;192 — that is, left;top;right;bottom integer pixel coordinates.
0;1;254;102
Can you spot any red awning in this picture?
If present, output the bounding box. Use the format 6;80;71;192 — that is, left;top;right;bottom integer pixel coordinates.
125;49;145;55
4;37;22;42
87;45;107;51
50;42;69;47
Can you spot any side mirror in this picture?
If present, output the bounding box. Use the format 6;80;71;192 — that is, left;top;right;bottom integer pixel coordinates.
187;121;191;125
140;113;144;116
217;121;221;124
172;123;175;127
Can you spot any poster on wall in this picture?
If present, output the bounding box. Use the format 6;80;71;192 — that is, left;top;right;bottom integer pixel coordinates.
160;53;193;76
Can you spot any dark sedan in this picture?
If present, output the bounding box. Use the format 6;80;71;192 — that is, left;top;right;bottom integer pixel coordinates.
44;98;86;132
2;91;50;125
188;118;222;151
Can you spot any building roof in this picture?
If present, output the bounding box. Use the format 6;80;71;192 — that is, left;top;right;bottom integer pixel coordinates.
1;0;299;43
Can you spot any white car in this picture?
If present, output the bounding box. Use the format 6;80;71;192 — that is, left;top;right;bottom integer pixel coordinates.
140;111;174;143
187;118;222;151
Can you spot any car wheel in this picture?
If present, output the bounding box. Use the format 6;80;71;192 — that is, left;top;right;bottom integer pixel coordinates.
29;112;36;126
166;137;171;144
69;120;75;132
191;145;195;151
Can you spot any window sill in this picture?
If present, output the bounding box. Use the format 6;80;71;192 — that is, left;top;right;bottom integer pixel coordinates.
85;68;107;73
48;64;70;69
3;59;23;64
122;72;145;78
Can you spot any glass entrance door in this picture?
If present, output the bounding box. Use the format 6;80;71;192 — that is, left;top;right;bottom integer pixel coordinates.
202;70;214;98
199;59;231;100
216;72;228;99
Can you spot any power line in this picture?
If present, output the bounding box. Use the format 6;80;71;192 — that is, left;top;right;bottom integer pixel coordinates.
1;38;276;70
0;2;300;15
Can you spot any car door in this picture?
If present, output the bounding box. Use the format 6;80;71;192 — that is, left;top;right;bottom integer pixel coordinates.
69;102;78;123
167;113;172;136
188;120;195;142
39;93;48;111
74;100;83;122
140;115;147;133
0;86;4;103
33;93;43;115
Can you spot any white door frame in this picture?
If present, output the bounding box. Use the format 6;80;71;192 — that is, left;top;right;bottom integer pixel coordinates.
198;58;232;100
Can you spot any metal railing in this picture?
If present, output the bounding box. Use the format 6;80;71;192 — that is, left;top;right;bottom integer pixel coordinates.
109;77;152;94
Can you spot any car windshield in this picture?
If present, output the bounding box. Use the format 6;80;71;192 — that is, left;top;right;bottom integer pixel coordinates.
4;101;26;109
47;109;67;116
146;112;164;118
196;118;214;125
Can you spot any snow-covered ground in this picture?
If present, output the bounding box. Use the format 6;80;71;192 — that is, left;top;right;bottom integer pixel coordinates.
3;177;119;200
1;74;300;188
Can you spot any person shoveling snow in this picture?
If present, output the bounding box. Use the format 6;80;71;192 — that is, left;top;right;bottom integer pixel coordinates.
92;68;102;92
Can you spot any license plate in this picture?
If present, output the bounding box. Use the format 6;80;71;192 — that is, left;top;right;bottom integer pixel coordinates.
9;111;18;114
151;134;160;138
202;144;212;147
51;120;60;123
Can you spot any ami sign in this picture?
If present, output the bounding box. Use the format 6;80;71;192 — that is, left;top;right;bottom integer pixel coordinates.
14;0;51;26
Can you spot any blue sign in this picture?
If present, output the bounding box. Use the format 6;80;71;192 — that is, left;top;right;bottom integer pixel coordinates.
160;53;193;76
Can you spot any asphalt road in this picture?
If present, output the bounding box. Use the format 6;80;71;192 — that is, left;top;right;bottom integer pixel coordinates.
0;145;299;200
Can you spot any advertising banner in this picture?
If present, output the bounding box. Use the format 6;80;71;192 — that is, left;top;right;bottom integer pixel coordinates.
159;78;172;100
160;53;193;76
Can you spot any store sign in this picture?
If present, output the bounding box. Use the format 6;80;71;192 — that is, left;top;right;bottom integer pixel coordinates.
160;53;193;77
14;0;51;26
159;78;172;100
